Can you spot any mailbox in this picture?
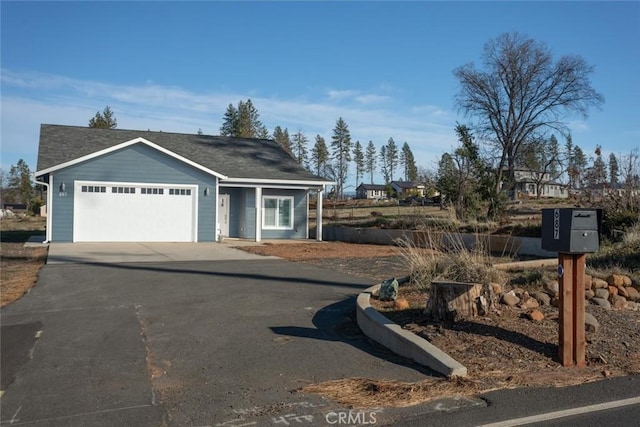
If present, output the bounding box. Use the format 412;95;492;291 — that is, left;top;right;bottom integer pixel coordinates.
541;208;600;254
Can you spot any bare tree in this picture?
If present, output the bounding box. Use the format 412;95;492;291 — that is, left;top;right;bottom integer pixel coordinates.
454;32;604;214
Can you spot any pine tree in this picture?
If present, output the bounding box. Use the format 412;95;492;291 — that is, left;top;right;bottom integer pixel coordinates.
273;126;293;156
609;153;619;186
385;137;399;182
88;106;117;129
310;135;329;177
400;142;418;181
219;103;238;136
330;117;352;199
219;99;267;138
291;130;309;167
352;140;365;190
6;159;33;209
365;141;377;184
379;146;390;184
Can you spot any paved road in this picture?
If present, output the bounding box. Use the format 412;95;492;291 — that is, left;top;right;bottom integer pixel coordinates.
1;258;443;426
3;255;638;426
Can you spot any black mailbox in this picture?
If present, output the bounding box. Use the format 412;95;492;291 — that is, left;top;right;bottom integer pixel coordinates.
541;208;600;254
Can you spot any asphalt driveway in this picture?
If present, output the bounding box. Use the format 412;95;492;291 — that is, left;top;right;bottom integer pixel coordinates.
1;255;436;426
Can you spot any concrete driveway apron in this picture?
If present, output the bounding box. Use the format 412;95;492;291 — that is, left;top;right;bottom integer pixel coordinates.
1;245;438;426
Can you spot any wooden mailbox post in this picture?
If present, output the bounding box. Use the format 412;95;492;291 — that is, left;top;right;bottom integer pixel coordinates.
542;209;600;367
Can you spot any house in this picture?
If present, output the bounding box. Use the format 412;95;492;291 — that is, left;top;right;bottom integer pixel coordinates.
356;183;387;200
390;181;425;198
35;125;333;243
510;170;568;199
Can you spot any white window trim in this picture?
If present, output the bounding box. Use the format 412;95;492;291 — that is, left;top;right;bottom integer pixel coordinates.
262;196;294;230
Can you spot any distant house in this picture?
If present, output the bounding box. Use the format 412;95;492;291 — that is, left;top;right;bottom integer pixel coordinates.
356;184;387;200
35;125;333;243
509;170;568;199
390;181;425;198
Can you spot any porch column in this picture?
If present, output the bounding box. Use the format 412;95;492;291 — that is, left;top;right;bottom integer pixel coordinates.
316;186;324;242
255;187;262;242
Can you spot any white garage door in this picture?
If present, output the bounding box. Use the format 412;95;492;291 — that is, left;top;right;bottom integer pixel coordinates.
73;181;197;242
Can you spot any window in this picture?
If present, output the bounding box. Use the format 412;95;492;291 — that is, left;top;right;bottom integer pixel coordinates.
263;196;294;229
82;185;106;193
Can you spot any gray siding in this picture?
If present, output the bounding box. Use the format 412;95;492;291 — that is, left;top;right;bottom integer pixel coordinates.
50;144;218;242
261;189;308;239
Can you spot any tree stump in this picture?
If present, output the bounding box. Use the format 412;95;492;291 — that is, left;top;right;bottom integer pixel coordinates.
425;281;496;321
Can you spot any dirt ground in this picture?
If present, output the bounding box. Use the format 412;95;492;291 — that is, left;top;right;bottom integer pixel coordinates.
241;241;640;407
0;243;48;307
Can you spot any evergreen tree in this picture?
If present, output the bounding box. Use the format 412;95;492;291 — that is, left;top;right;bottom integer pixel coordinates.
6;159;33;209
400;142;418;181
573;145;587;188
365;141;377;184
219;99;267;138
88;106;117;129
273;126;293;156
291;130;309;168
379;145;390;184
330;118;352;199
588;145;607;190
609;153;619;186
219;103;238;136
310;135;329;177
385;137;399;182
353;140;365;190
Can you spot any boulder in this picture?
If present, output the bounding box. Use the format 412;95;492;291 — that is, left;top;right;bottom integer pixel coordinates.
531;292;551;306
501;291;520;307
528;309;545;322
584;312;600;333
625;287;640;302
606;274;625;287
543;280;559;297
617;286;629;298
622;276;632;286
379;277;399;301
490;282;503;294
608;286;619;297
592;278;608;289
394;297;410;310
610;295;627;310
594;288;610;300
584;274;593;290
519;297;539;309
591;297;611;309
585;289;595;300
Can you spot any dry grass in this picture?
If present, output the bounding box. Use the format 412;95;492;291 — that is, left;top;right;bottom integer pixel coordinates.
0;243;48;307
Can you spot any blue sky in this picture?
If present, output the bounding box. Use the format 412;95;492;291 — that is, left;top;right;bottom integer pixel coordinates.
1;1;638;186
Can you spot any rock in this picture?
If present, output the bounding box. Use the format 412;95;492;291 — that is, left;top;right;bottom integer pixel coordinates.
543;280;559;297
379;278;399;301
584;274;593;290
594;288;609;300
591;297;611;309
625;287;640;302
585;312;599;333
501;291;520;307
606;274;625;287
490;282;503;294
371;287;380;297
585;289;595;300
617;286;629;298
551;297;559;307
519;297;539;309
394;297;410;310
531;292;551;306
610;295;627;310
592;278;608;289
528;309;545;322
477;295;489;316
602;369;612;378
622;276;632;286
608;286;619;297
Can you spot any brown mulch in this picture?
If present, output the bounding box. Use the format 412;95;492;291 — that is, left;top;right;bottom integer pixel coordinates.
239;241;640;408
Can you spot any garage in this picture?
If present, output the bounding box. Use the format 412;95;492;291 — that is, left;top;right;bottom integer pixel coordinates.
73;181;197;242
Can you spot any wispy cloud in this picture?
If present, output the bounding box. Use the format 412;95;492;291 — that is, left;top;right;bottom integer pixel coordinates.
1;69;456;173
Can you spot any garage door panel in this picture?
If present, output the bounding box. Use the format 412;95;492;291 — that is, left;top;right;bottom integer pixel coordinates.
74;182;196;242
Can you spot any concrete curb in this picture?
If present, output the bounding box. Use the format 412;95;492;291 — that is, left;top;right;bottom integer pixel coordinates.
356;284;467;378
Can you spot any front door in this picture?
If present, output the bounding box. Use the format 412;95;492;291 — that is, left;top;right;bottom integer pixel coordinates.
218;194;230;237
